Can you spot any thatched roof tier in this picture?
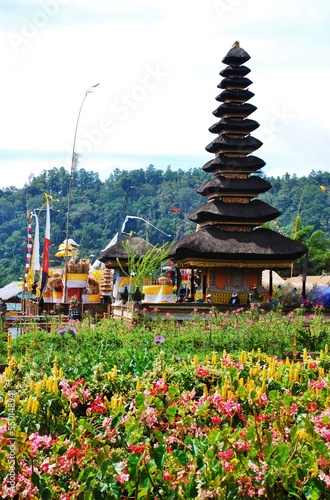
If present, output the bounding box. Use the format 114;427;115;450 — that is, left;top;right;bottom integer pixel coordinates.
202;155;265;173
98;236;153;267
188;199;280;225
206;135;262;154
168;42;308;273
208;118;259;135
218;77;252;90
169;227;307;265
213;102;257;118
220;65;251;77
222;44;251;65
217;89;254;103
196;176;271;198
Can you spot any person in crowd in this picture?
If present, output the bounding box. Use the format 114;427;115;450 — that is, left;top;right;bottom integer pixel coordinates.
229;292;240;305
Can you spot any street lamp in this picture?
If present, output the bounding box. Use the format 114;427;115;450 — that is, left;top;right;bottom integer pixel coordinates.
63;83;100;302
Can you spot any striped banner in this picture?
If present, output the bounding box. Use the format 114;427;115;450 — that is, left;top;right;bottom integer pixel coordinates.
23;213;33;292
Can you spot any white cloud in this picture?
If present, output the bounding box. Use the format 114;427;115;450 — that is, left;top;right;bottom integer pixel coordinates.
0;0;329;188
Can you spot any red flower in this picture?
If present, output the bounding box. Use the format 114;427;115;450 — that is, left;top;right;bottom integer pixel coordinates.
90;394;106;414
66;447;80;459
211;416;222;425
196;365;210;378
129;443;147;454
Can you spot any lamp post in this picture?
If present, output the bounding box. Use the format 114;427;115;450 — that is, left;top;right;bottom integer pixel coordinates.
63;83;99;303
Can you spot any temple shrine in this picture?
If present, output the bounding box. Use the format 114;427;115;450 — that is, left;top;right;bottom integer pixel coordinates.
169;42;307;305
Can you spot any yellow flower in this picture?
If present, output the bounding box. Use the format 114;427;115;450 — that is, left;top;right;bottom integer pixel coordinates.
35;381;43;397
52;379;59;395
136;379;141;393
27;395;34;413
32;399;39;414
296;429;309;441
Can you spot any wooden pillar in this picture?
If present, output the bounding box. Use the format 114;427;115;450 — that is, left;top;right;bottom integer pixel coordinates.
269;270;273;301
202;271;207;300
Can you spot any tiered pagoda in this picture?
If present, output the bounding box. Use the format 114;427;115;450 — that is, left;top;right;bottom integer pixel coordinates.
169;42;307;305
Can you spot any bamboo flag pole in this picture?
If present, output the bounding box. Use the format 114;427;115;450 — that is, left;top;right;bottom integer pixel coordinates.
7;330;12;362
63;83;100;303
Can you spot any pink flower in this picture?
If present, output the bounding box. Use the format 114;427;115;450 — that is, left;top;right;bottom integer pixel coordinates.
163;470;172;481
114;473;130;484
309;377;326;390
217;449;234;460
233;439;252;452
319;471;330;489
196;365;210;378
140;405;158;427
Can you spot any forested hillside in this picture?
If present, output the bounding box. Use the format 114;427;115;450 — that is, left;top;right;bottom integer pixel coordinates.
1;165;330;287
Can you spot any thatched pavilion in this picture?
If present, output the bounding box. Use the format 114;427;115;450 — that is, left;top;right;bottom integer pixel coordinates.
98;236;154;302
169;42;307;305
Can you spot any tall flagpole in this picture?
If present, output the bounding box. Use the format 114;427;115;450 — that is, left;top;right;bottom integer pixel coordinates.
38;193;51;311
63;83;99;303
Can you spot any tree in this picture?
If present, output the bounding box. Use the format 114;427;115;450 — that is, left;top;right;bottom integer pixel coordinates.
293;225;330;276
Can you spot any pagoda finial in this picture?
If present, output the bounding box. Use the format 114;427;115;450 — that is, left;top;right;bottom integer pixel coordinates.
233;40;240;47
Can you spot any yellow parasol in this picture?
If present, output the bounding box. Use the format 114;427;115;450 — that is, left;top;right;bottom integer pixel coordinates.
58;243;73;250
55;250;73;258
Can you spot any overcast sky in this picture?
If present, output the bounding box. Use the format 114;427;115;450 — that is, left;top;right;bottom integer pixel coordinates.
0;0;329;188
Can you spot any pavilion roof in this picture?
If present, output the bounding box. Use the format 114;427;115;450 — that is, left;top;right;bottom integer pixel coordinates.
98;236;153;267
169;227;307;265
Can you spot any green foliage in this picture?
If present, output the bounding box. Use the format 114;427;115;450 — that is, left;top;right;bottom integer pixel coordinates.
2;167;330;286
116;239;170;289
2;310;330;498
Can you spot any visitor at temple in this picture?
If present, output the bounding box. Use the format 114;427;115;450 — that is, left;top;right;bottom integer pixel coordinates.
249;286;263;305
184;293;194;302
229;292;240;305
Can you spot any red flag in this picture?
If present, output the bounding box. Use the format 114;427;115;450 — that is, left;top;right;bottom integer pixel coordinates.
40;194;51;296
171;207;181;213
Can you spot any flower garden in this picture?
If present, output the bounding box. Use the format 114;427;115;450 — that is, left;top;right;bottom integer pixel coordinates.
1;307;330;498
